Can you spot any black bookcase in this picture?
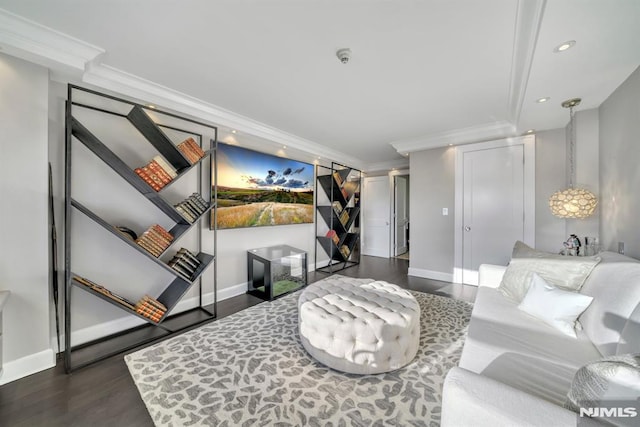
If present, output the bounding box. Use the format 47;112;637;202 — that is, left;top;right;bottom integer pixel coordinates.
64;85;218;372
314;162;362;273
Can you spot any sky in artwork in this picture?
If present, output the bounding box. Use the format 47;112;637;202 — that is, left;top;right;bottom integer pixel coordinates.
216;143;314;191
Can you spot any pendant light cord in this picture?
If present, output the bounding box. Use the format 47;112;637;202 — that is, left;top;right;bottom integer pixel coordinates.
568;105;575;189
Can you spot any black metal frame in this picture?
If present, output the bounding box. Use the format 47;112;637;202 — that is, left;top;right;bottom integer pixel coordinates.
314;161;362;274
64;85;218;372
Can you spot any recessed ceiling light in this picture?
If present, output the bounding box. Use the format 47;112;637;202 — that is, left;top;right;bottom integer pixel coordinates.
283;145;287;149
147;104;156;109
231;129;237;134
554;40;576;53
526;129;535;134
448;143;453;146
536;97;550;103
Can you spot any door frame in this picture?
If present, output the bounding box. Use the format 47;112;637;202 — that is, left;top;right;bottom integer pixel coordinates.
453;135;535;284
393;174;409;256
361;175;392;258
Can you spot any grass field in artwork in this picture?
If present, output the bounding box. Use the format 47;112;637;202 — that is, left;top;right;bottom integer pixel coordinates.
214;143;315;229
216;201;313;229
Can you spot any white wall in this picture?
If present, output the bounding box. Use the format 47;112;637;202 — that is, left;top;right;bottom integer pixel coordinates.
599;65;640;258
0;53;55;384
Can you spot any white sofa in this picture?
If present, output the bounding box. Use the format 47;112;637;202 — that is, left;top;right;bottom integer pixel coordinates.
442;251;640;427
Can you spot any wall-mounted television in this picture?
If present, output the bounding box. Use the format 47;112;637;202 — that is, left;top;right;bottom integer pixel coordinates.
213;142;314;229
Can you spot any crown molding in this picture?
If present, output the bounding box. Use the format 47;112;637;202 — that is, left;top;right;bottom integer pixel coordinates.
0;8;363;169
82;63;364;170
364;158;410;173
390;120;516;154
507;0;546;124
0;8;104;75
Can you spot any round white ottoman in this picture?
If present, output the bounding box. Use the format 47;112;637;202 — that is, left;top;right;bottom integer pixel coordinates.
298;276;420;374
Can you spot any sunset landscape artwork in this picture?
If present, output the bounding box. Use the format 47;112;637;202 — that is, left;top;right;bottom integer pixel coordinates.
213;143;314;229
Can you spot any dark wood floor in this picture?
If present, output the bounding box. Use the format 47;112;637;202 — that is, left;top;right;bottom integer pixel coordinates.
0;255;476;427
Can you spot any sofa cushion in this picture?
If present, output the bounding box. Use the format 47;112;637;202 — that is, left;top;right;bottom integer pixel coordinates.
617;304;640;355
518;273;594;338
460;286;602;405
498;242;601;303
579;252;640;356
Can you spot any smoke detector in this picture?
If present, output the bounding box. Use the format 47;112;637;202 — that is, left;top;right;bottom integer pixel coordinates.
336;48;351;64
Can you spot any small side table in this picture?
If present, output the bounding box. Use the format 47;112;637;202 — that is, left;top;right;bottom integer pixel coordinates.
247;245;308;301
0;291;10;379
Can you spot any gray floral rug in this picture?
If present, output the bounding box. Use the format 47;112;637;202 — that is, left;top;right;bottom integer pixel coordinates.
125;278;472;426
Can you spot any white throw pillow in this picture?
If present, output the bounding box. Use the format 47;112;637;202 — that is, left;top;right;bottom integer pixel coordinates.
518;273;594;338
499;241;601;303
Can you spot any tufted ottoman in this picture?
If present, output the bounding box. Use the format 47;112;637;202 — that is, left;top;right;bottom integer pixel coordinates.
298;275;420;374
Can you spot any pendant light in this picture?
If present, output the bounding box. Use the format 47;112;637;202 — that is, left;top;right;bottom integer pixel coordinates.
549;98;598;219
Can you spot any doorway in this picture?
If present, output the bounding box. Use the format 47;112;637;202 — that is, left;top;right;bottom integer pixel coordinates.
453;135;535;285
394;175;409;259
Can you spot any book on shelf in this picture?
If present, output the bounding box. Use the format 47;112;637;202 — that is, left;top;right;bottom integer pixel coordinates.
332;171;344;186
168;248;201;280
134;296;166;323
175;204;196;223
174;193;209;222
136;224;173;257
339;209;349;225
153;155;178;179
134;155;177;192
326;229;340;245
73;275;136;310
177;137;204;164
339;245;351;258
331;200;343;214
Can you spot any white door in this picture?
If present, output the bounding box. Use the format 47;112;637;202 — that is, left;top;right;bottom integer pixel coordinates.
394;175;409;256
455;135;535;285
362;176;391;258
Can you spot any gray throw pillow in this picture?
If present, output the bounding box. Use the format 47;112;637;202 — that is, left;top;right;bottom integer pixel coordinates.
498;241;601;303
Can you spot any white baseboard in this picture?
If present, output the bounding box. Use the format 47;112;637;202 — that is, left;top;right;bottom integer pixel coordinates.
0;348;56;386
408;267;453;282
217;282;248;301
7;281;272;385
70;284;248;347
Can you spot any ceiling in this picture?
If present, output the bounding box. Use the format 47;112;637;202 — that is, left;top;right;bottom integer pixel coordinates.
1;0;639;170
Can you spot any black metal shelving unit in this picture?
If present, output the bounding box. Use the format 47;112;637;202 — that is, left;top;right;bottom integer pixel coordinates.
314;162;362;273
64;85;218;372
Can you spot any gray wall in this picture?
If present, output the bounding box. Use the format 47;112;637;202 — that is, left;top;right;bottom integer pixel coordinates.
409;132;569;278
572;108;600;240
0;54;54;384
409;147;455;275
599;65;640;258
535;128;567;252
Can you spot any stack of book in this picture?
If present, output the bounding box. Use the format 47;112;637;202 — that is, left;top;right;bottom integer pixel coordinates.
339;209;349;225
135;224;174;257
332;201;343;215
134;295;167;323
73;275;136;310
174;193;209;223
326;229;339;245
332;171;344;186
177;137;206;164
339;245;351;259
134;155;178;192
168;248;201;281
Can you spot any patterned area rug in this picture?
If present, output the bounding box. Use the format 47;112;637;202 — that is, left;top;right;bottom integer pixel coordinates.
125;278;472;426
